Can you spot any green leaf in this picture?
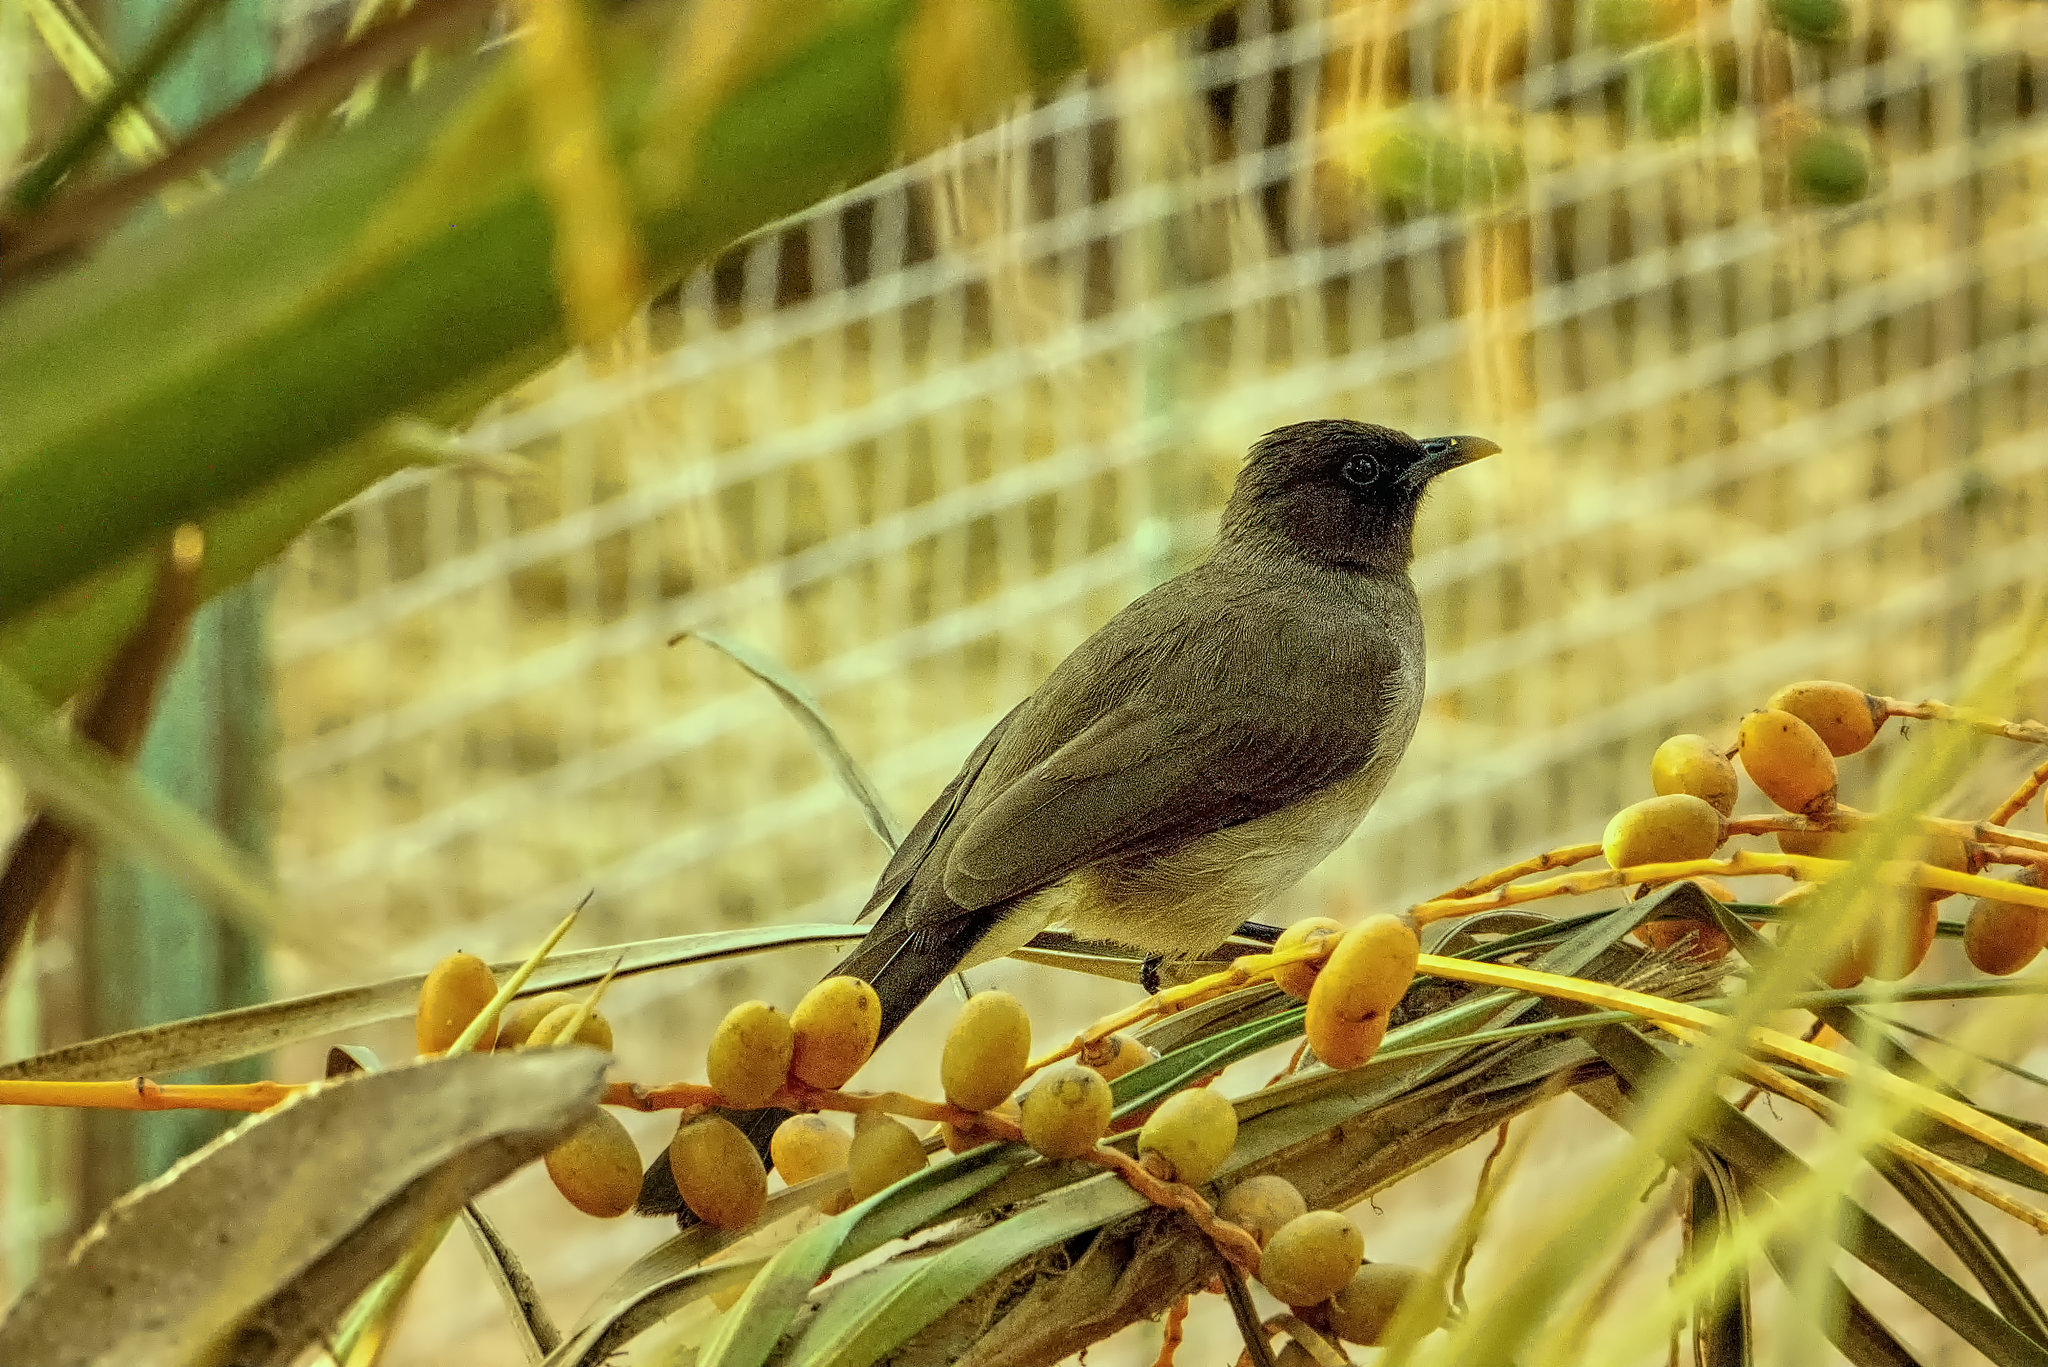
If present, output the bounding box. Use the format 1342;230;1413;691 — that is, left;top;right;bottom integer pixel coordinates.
685;631;902;851
789;1020;1607;1367
0;655;298;949
774;1260;928;1364
1704;898;1961;1093
1874;1156;2048;1346
0;434;409;705
695;1214;849;1367
462;1201;561;1363
1440;905;1615;959
1686;1155;1754;1367
1868;1010;2048;1092
0;1050;604;1367
546;1185;824;1367
697;1142;1030;1367
1592;1026;2048;1366
777;1173;1144;1367
1011;928;1280;988
0;923;863;1081
0;0;1230;631
1758;1233;1923;1367
1110;1006;1305;1115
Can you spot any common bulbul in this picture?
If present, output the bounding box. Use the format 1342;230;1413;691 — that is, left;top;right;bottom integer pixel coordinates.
638;418;1498;1217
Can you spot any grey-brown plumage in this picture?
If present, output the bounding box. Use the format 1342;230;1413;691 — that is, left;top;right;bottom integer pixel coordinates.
638;419;1497;1217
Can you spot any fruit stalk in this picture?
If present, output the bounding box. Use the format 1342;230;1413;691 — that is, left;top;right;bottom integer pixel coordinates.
1088;1142;1263;1275
1407;849;2048;923
0;1077;302;1111
1989;754;2048;826
601;1076;1001;1132
1877;697;2048;746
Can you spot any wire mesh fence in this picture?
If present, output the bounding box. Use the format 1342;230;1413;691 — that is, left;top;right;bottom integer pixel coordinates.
263;0;2048;1357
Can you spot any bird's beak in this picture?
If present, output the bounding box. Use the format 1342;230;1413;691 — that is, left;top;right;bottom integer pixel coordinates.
1402;434;1502;489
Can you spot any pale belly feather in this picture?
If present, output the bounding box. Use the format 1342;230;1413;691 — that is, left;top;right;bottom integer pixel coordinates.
962;716;1419;969
955;634;1424;973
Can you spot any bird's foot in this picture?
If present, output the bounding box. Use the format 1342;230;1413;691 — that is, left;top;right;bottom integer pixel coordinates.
1141;921;1280;993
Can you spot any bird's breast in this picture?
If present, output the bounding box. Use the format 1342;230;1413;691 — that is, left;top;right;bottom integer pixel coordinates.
1042;758;1399;958
992;622;1425;965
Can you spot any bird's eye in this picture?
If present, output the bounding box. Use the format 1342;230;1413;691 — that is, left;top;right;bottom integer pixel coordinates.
1340;454;1379;489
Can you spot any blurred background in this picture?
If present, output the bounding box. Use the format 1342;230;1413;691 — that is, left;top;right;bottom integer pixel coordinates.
6;0;2048;1361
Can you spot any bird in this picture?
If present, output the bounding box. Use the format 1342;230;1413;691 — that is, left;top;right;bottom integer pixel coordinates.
637;418;1498;1217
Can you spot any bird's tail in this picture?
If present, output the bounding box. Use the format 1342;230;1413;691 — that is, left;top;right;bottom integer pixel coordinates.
635;915;989;1218
835;915;988;1044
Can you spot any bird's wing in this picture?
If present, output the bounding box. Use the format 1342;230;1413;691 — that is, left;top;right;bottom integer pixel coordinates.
856;703;1020;921
934;627;1404;916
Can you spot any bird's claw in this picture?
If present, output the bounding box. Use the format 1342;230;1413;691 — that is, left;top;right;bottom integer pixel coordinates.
1140;954;1166;995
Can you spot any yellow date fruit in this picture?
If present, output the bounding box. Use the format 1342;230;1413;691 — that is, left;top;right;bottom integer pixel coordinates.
1913;829;1972;899
847;1110;929;1202
769;1113;852;1185
669;1116;768;1230
941;990;1032;1113
1650;734;1739;816
1080;1032;1155;1083
1019;1062;1114;1160
1603;794;1727;870
1779;884;1871;989
416;951;499;1055
497;992;576;1050
1330;1262;1449;1345
707;1001;795;1108
1861;893;1938;982
1632;877;1735;961
1963;871;2048;976
1217;1174;1307;1249
1766;680;1885;757
1137;1087;1238;1186
1306;915;1420;1070
1838;831;1963;980
1636;917;1732;962
1272;916;1346;999
1738;709;1838;818
790;977;882;1089
1823;938;1876;990
526;1002;614;1052
544;1108;642;1218
1259;1210;1365;1307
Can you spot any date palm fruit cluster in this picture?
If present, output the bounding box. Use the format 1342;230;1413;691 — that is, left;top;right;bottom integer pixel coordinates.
409;669;2044;1246
925;983;1448;1344
1592;0;1871;201
1352;115;1528;214
413;955;642;1218
1215;1168;1449;1344
669;975;885;1227
1616;680;2048;984
1279;912;1424;1070
403;906;1433;1251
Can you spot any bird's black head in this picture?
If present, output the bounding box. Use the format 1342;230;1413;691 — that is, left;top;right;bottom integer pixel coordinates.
1217;419;1499;573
